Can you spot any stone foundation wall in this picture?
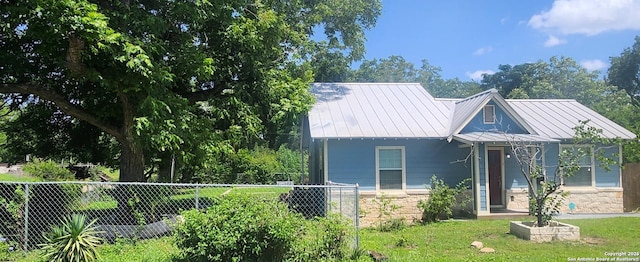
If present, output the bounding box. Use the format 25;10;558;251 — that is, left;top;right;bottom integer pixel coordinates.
358;190;474;228
504;188;624;213
505;188;530;210
358;192;426;228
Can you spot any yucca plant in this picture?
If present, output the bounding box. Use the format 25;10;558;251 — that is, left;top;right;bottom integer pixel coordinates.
40;214;104;262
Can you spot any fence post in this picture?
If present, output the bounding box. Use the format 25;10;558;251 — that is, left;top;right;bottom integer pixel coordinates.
354;183;359;248
23;183;30;253
339;187;343;214
195;184;200;209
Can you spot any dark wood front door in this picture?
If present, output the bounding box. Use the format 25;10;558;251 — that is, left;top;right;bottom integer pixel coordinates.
488;150;503;206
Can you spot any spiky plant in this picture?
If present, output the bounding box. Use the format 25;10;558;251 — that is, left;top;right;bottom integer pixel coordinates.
40;214;103;262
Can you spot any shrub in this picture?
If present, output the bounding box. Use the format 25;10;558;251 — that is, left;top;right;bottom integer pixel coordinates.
175;193;303;262
40;214;104;262
371;193;405;232
418;176;471;223
22;159;74;181
289;213;354;261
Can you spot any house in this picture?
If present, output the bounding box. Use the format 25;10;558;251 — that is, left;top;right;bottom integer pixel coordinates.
304;83;636;223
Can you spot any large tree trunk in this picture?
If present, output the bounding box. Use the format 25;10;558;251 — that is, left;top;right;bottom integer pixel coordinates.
112;138;146;224
119;136;146;182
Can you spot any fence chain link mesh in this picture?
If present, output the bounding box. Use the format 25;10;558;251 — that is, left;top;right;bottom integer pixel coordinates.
0;181;359;252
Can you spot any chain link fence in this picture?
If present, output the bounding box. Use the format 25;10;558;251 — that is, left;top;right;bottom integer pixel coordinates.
0;181;359;252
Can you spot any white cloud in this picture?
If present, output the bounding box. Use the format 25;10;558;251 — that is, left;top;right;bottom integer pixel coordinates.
466;70;495;81
473;46;493;56
544;35;567;47
580;59;608;71
528;0;640;36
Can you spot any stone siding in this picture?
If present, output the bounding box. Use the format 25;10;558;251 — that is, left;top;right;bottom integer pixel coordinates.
358;190;473;228
359;192;426;228
504;188;623;213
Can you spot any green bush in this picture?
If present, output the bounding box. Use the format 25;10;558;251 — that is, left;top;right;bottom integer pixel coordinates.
22;159;74;181
371;193;406;232
40;214;104;262
174;193;303;262
289;214;354;261
418;176;471;223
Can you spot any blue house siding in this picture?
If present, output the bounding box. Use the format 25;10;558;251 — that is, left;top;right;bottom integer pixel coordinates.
325;139;472;191
504;155;528;189
461;101;527;134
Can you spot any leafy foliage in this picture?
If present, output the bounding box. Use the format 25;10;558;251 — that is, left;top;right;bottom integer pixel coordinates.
22;159;74;181
289;214;354;262
371;193;405;232
418;176;471;223
175;193;357;262
348;56;481;98
40;214;103;262
175;193;302;262
608;36;640;106
507;120;620;226
0;0;381;182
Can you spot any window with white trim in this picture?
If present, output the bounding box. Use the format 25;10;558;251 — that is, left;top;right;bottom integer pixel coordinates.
560;145;594;187
483;105;495;124
377;147;405;190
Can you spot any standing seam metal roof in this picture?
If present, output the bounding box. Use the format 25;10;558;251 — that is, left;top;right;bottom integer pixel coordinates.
308;83;636;140
308;83;451;138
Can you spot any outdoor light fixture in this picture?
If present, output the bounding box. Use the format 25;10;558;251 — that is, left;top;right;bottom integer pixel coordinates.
505;152;511;159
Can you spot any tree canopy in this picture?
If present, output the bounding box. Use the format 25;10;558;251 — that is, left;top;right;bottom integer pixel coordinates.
0;0;381;182
608;36;640;106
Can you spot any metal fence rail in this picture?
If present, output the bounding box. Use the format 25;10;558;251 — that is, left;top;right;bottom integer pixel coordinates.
0;181;359;252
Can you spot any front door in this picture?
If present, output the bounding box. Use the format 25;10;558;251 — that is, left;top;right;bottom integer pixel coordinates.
488;149;503;206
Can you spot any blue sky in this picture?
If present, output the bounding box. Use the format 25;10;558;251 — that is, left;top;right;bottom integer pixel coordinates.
360;0;640;80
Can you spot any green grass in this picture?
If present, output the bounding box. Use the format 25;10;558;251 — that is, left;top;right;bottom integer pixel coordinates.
13;237;178;262
359;217;640;261
0;173;41;182
8;217;639;261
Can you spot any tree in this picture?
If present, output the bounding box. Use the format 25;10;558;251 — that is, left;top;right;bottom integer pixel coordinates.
0;0;381;182
351;56;480;98
506;121;620;227
608;36;640;106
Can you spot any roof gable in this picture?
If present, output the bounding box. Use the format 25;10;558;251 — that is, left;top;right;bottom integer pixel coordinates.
447;89;536;141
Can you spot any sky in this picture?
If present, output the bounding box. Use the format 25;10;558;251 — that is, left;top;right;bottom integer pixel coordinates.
360;0;640;81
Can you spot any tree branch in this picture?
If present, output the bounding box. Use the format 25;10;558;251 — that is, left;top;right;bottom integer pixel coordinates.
0;83;123;140
180;81;227;104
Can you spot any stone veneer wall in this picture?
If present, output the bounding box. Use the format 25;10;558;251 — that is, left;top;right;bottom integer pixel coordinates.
358;190;474;228
505;188;624;213
358;192;426;228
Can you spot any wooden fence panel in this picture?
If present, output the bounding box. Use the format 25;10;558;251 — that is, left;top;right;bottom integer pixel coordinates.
623;163;640;212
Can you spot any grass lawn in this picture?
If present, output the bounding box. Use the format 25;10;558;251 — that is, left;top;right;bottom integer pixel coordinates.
360;217;640;261
0;173;41;182
8;217;639;261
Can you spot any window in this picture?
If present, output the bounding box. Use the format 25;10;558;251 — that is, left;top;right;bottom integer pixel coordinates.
560;145;594;187
376;147;405;190
483;105;495;124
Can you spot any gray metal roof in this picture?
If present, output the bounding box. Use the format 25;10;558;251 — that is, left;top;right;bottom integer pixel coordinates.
453;132;560;144
308;83;451;138
508;99;636;139
308;83;636;140
449;89;493;135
